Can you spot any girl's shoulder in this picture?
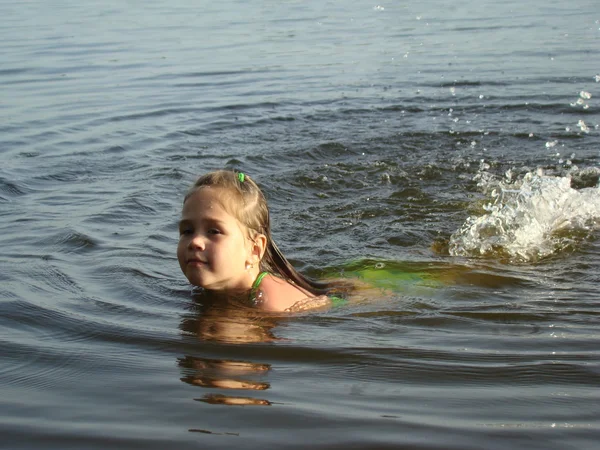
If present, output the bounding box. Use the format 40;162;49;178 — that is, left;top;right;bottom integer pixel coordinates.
254;273;321;312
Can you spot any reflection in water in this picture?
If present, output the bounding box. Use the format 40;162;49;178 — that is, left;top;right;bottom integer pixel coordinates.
180;356;270;390
189;429;240;436
179;291;280;408
196;394;272;406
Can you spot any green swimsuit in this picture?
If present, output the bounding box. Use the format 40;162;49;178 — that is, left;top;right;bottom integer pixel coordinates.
329;295;348;307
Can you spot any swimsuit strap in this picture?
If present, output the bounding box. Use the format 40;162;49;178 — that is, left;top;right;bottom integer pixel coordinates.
249;271;269;305
252;271;269;290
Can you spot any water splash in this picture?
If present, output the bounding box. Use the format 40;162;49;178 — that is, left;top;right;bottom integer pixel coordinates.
449;170;600;262
570;90;591;110
578;120;590;134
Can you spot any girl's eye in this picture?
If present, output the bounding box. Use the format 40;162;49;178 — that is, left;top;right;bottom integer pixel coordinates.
179;226;193;236
208;228;222;235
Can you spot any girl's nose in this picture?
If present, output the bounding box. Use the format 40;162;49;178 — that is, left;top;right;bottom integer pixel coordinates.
189;233;206;250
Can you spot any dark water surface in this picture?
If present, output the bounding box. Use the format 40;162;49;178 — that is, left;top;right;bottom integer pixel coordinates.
2;1;600;449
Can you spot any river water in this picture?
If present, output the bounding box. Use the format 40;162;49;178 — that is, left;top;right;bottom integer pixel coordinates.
1;1;600;449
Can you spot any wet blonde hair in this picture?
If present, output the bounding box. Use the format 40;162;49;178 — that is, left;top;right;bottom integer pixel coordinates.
184;170;329;295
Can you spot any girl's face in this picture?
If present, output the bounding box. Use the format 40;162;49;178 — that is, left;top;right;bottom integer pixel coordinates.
177;187;257;291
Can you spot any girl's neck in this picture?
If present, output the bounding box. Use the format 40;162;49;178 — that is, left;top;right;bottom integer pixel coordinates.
202;268;263;300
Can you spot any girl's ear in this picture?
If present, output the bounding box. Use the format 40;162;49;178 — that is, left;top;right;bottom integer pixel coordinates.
250;234;267;265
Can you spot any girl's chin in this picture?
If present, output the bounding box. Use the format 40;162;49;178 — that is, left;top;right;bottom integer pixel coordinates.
190;280;252;293
186;272;254;293
203;286;251;294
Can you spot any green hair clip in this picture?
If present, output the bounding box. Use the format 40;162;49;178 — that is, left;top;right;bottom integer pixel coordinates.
237;172;245;183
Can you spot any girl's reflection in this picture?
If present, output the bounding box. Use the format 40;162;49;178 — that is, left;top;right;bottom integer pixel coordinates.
178;291;280;406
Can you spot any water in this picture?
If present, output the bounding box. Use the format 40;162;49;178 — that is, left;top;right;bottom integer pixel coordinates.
1;0;599;448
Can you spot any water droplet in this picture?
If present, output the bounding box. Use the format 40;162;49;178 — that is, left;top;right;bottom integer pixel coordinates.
577;120;589;133
580;91;592;100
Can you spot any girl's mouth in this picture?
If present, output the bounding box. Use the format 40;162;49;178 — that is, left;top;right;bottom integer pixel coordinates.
187;258;207;266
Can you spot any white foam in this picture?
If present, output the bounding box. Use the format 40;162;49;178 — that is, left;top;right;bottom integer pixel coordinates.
449;170;600;262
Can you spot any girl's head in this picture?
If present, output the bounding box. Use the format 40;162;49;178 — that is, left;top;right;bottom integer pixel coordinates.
177;170;269;292
178;169;329;295
184;170;270;243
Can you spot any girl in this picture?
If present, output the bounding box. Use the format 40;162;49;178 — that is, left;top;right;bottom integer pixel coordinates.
177;169;348;312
